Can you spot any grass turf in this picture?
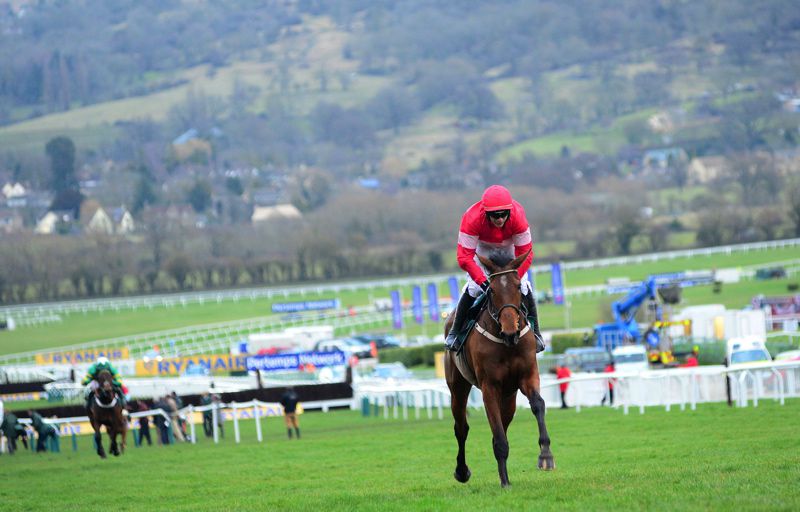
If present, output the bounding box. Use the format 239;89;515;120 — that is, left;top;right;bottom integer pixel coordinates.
0;400;797;511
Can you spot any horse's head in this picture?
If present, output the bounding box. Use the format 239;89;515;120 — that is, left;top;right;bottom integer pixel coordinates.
478;248;532;345
96;370;115;403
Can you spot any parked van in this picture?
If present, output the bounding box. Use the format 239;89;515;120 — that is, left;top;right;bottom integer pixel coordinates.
611;345;649;372
726;336;771;365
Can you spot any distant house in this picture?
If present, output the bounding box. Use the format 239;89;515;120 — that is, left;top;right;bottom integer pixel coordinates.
1;182;25;198
251;203;302;223
111;207;135;234
688;156;727;185
643;147;688;170
171;128;212;162
35;210;74;234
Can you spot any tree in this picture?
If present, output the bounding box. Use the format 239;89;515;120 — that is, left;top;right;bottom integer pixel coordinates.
165;254;192;290
133;177;158;214
787;184;800;236
187;180;212;213
45;136;77;194
368;86;419;133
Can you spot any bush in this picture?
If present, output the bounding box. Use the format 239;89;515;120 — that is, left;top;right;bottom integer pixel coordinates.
379;344;442;367
550;332;591;354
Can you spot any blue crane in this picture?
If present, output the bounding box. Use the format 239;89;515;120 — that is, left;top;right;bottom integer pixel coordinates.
594;277;662;350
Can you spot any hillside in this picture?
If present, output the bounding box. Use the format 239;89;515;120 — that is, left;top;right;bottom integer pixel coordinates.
0;1;799;305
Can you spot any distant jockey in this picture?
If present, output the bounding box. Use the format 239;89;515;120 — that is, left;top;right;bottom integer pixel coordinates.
82;356;125;411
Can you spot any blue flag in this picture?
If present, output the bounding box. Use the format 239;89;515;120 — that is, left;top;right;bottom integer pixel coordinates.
551;262;564;306
427;283;439;322
390;290;403;329
448;276;460;303
412;286;423;324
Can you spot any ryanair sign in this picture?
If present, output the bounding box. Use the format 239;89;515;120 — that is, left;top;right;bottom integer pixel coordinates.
135;354;249;376
35;348;130;365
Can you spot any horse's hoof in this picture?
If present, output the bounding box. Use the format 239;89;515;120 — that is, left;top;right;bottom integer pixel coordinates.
453;467;471;483
538;455;555;471
99;453;107;459
500;481;511;489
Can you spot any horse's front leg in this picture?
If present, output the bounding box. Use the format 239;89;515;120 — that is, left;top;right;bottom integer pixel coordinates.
109;429;119;456
481;384;511;487
94;430;106;459
446;358;472;483
521;382;555;470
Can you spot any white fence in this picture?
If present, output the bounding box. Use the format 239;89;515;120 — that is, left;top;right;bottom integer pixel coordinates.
355;360;800;419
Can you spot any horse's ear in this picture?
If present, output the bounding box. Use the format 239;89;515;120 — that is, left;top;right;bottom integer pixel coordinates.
511;248;532;270
478;254;497;273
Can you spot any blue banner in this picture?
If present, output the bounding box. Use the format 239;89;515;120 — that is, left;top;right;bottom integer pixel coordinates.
412;286;423;324
271;298;340;313
246;350;347;372
427;283;439;322
551;262;564;305
448;276;460;303
390;290;403;329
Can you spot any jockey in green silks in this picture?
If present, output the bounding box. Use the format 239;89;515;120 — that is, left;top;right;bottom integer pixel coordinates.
82;356;125;411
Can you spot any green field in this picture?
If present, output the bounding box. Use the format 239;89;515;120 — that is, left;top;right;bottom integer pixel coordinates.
0;402;797;511
1;245;798;355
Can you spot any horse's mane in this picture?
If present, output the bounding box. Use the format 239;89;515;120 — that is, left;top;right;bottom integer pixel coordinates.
487;251;513;268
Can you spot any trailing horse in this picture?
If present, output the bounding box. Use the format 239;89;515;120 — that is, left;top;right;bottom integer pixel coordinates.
88;369;128;458
444;249;555;487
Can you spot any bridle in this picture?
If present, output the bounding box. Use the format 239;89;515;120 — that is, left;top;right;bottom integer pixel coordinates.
476;269;530;346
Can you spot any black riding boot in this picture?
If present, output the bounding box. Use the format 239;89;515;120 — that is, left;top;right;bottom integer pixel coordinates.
85;394;93;414
445;291;474;352
523;292;546;353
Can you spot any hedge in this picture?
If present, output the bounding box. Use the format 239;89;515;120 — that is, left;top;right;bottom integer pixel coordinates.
379;343;442;367
550;332;591;354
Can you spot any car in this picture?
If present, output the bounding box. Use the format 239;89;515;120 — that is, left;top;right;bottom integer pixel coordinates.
774;349;800;362
564;347;611;373
726;336;772;365
611;345;649;372
352;333;402;350
314;337;373;359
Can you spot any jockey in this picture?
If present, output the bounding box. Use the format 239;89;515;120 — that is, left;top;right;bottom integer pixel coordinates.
82;356;125;411
445;185;545;353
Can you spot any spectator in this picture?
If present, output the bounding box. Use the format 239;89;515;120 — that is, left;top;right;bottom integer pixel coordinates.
152;396;171;445
600;362;616;406
136;400;152;446
1;411;28;454
279;386;301;439
28;410;57;452
555;364;571;409
200;392;213;438
165;393;185;442
681;347;700;368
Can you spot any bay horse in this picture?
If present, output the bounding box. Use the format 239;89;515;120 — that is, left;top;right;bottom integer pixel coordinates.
444;249;554;487
88;370;127;458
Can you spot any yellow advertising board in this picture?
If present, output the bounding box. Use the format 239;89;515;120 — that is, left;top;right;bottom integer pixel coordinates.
35;348;130;365
134;354;250;376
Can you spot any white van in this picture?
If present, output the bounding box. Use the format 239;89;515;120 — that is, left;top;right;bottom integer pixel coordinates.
611;345;649;372
726;336;771;366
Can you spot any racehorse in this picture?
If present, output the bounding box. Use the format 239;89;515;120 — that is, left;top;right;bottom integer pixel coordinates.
88;369;127;458
444;249;554;487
